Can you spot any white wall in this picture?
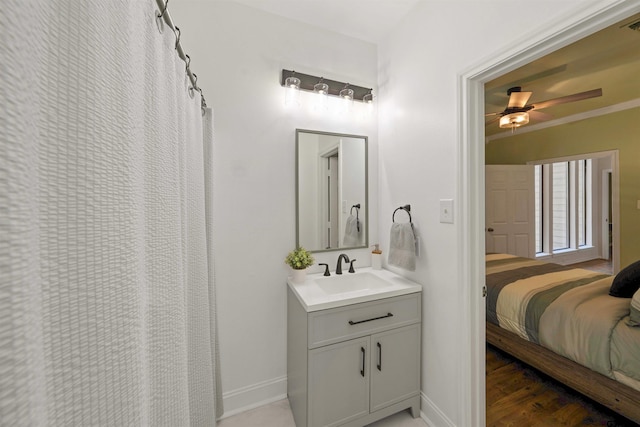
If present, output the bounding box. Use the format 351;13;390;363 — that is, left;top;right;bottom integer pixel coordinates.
171;0;609;424
377;1;582;425
171;1;379;415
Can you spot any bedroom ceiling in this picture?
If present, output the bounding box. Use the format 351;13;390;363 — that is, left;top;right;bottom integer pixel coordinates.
485;12;640;138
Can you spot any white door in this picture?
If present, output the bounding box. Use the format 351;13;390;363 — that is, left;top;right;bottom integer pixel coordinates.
485;165;535;258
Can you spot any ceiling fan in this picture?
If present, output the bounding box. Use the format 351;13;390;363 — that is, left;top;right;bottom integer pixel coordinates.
486;86;603;129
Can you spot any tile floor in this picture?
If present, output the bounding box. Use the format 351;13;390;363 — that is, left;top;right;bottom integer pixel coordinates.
218;399;428;427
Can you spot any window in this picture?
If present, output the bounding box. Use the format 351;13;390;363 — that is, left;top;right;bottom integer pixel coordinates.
552;162;570;250
534;158;593;255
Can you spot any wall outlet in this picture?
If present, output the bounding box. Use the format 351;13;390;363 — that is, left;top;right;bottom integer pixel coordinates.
440;199;454;223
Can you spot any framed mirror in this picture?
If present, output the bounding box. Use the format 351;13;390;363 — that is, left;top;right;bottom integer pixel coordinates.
296;129;368;252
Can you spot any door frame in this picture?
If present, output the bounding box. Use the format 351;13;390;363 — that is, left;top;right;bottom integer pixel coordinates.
456;1;638;426
602;168;613;261
319;146;339;249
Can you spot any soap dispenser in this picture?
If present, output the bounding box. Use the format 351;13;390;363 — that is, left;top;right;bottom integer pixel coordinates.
371;244;382;270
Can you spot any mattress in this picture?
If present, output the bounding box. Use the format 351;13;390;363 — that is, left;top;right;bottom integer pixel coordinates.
611;315;640;386
486;253;640;392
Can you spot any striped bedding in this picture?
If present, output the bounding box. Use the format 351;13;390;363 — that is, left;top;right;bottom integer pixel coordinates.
486;253;640;389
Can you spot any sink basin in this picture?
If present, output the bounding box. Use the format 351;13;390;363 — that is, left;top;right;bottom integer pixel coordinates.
315;272;392;295
288;267;421;312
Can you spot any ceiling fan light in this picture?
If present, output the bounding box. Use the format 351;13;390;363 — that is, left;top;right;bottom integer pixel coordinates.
499;112;529;129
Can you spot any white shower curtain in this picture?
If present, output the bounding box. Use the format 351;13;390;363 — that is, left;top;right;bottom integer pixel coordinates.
1;1;222;425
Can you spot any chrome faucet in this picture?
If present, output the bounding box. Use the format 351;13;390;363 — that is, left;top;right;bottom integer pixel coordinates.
335;254;350;275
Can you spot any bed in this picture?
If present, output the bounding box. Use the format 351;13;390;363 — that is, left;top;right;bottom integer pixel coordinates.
485;253;640;423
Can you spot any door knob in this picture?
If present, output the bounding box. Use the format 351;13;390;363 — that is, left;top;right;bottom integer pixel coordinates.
487;228;494;232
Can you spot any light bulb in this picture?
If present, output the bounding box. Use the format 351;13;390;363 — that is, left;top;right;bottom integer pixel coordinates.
284;76;301;107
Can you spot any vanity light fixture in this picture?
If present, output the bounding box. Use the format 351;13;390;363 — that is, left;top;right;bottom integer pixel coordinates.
284;74;301;89
499;111;529;129
313;78;329;112
284;72;301;107
363;89;373;104
361;89;374;118
339;84;354;101
314;78;329;95
280;69;373;104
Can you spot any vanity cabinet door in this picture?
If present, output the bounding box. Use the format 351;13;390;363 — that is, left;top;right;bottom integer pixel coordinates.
370;324;421;412
308;337;370;427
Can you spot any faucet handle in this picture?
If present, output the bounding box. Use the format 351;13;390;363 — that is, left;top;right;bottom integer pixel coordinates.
348;259;357;273
319;263;330;276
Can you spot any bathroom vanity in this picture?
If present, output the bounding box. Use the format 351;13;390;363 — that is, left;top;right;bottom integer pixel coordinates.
287;268;422;427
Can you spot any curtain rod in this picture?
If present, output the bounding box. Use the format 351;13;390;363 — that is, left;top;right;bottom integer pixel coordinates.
155;0;207;110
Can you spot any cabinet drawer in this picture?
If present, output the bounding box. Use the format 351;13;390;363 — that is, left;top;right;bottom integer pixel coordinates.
308;293;421;349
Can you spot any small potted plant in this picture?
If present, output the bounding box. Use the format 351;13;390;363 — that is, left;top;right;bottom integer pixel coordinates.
285;246;315;283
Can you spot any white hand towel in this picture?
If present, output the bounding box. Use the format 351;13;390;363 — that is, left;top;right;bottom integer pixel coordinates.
388;222;416;271
343;215;360;246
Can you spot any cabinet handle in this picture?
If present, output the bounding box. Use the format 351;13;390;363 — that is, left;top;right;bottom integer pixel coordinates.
360;347;365;377
348;312;393;325
377;342;382;371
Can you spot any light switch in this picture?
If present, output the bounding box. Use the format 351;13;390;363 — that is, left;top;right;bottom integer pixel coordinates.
637;200;640;210
440;199;454;223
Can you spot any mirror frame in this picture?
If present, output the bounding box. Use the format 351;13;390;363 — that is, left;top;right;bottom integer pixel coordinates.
295;129;369;253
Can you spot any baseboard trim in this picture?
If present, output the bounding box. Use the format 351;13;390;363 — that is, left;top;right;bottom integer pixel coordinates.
420;392;456;427
220;375;287;419
220;378;456;426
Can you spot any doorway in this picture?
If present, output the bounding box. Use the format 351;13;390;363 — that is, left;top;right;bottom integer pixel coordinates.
458;2;639;426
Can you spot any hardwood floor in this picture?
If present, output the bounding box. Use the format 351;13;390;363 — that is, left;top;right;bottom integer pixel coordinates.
567;258;613;275
486;345;639;427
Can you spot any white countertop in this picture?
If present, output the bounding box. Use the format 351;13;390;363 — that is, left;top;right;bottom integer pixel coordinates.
287;267;422;312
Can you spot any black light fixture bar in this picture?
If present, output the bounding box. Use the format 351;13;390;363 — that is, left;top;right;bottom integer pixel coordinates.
281;69;372;102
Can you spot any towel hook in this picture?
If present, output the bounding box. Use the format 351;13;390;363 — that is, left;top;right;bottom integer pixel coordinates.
392;204;412;223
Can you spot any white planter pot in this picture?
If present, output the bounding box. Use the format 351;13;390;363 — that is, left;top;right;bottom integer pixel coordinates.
291;268;307;284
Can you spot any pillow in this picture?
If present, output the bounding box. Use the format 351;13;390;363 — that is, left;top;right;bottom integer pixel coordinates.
609;260;640;298
628;288;640;327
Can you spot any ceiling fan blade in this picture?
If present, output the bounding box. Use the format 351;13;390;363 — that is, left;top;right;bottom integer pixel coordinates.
485;111;502;117
486;64;568;94
507;91;532;109
486;115;501;125
528;110;554;122
531;88;602;110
